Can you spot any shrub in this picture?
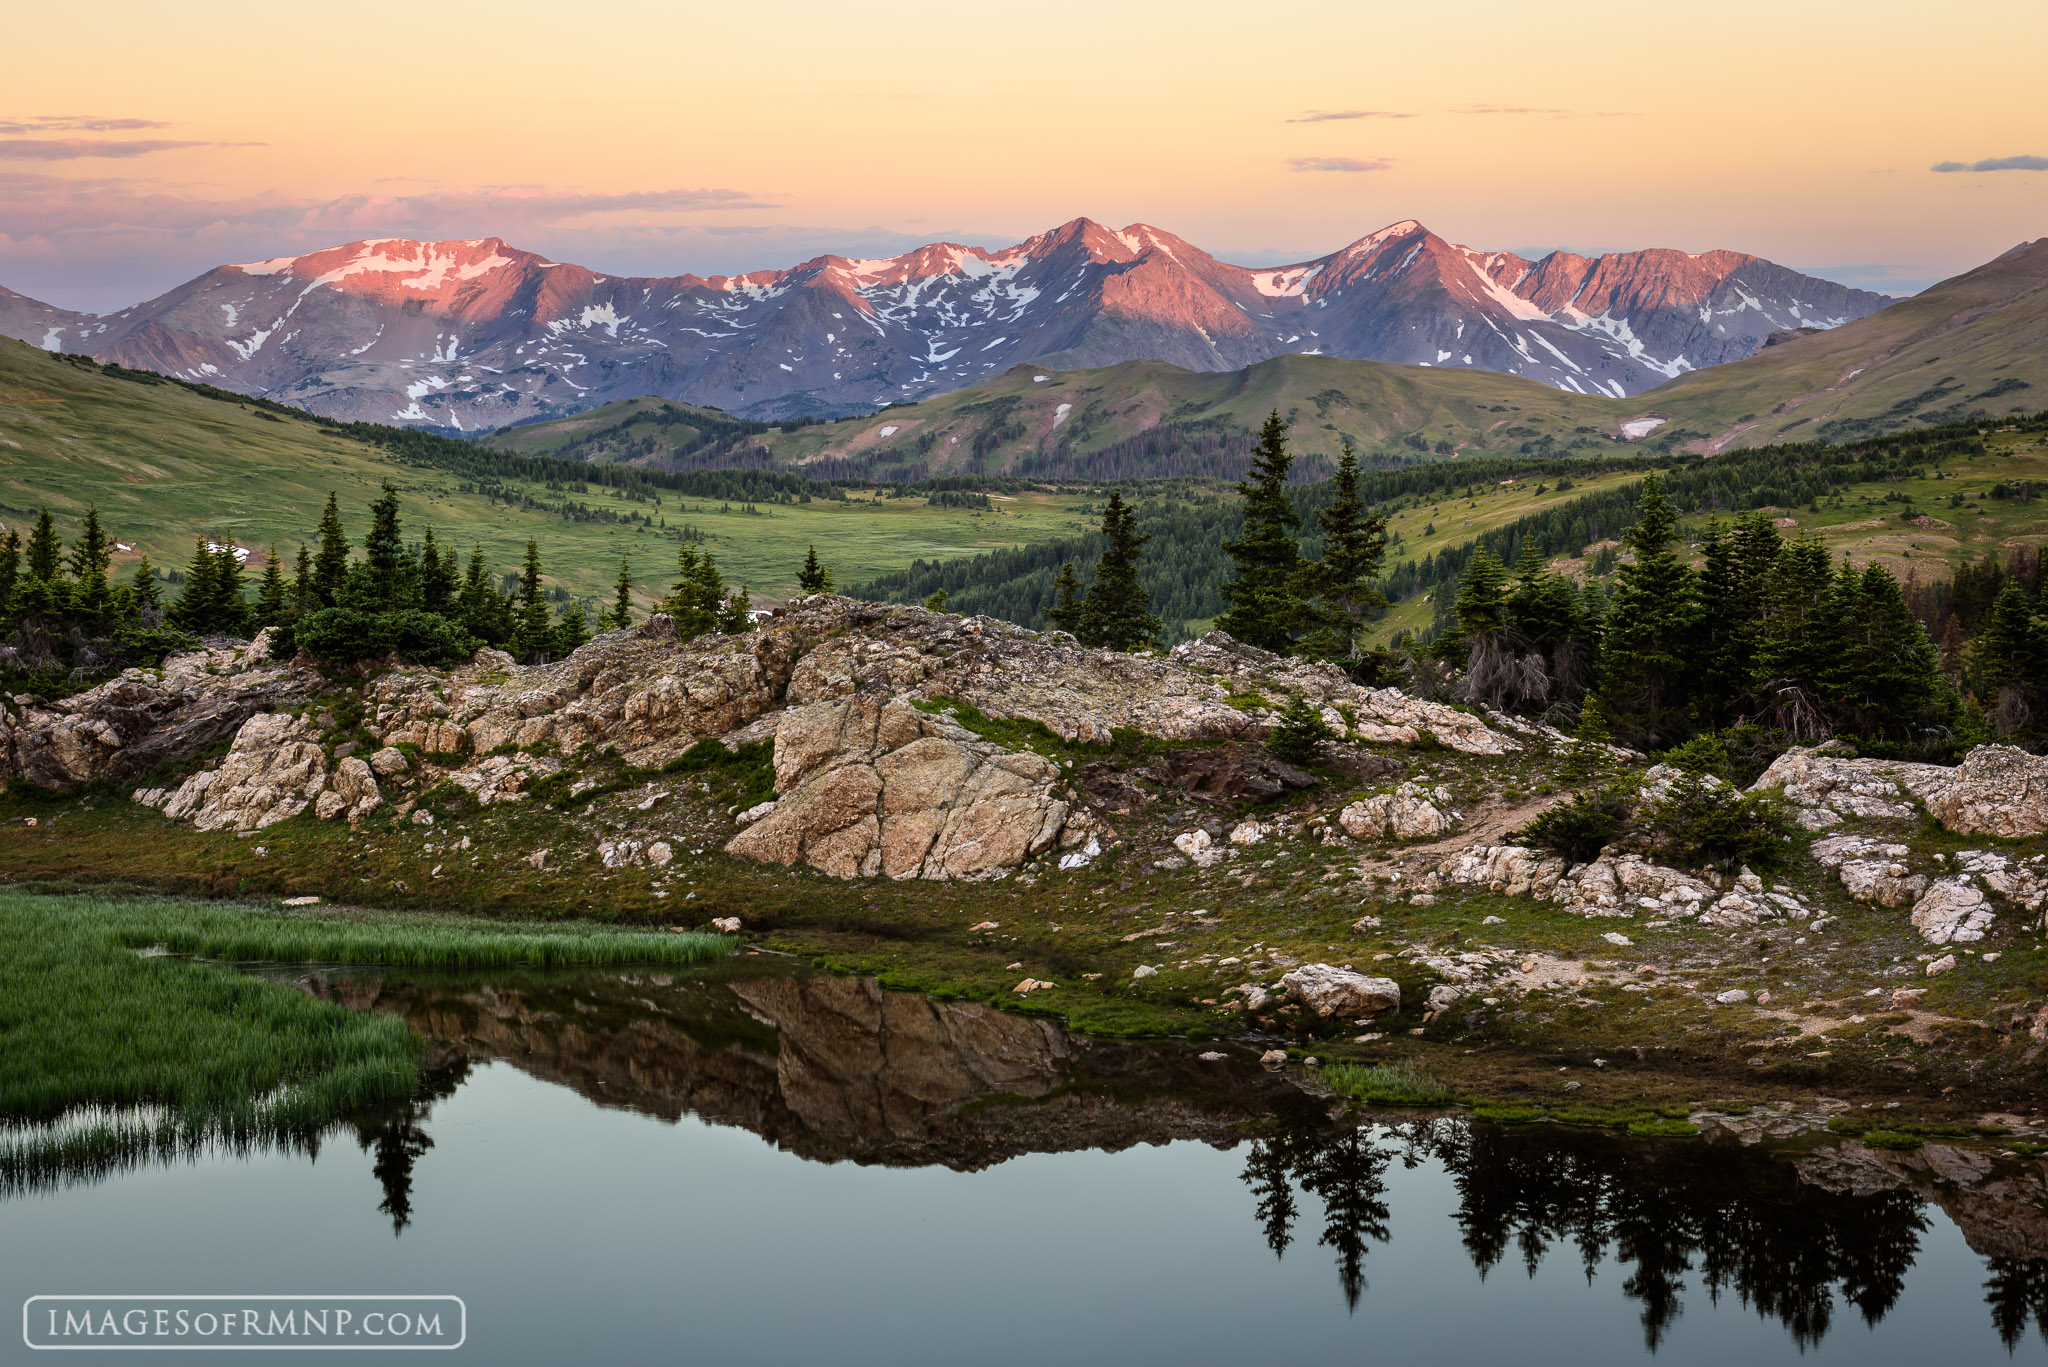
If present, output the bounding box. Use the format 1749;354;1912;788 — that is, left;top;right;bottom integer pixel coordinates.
294;607;476;666
1267;692;1336;765
1639;772;1796;872
1519;786;1631;864
1656;733;1731;780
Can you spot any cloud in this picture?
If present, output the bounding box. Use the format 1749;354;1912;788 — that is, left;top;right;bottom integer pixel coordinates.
1286;156;1393;173
0;115;171;134
1931;155;2048;173
0;174;787;310
1286;109;1413;122
0;139;240;160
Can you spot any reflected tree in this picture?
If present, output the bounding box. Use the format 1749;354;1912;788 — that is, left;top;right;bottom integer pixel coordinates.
1985;1257;2048;1352
1238;1115;1395;1310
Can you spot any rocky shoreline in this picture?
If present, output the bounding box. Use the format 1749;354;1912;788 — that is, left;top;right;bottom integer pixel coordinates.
3;595;2046;1105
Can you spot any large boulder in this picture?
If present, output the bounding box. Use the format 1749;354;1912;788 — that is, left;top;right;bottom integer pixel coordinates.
1435;845;1567;899
146;711;329;832
1811;835;1926;907
1910;879;1995;944
1339;783;1458;841
724;693;1073;881
1921;746;2048;839
1279;964;1402;1019
1748;747;1936;829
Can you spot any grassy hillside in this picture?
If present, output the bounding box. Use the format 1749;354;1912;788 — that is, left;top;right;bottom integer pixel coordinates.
0;340;1098;601
1650;238;2048;450
488;355;1633;478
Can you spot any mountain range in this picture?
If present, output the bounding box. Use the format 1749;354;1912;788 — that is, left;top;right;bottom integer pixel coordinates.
0;219;1892;429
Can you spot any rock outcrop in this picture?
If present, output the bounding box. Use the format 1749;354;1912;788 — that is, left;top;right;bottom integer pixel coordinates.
1429;846;1809;926
724;692;1079;880
2;632;315;793
1752;743;2048;837
141;712;329;832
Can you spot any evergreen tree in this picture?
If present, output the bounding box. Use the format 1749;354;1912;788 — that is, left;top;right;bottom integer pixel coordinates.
1044;562;1085;634
1968;582;2048;736
129;554;161;620
512;540;553;662
604;557;634;631
0;527;20;607
549;599;591;658
292;545;316;612
1441;546;1509;663
358;480;411;611
65;505;112;616
1752;536;1836;738
24;509;62;583
796;545;833;594
718;586;754;635
1076;489;1159;650
1299;440;1388;659
170;536;223;634
662;542;725;639
419;527;457;615
253;546;291;630
1693;513;1780;727
311;493;351;607
1590;476;1701;748
211;539;249;636
1824;561;1945;740
1215;410;1305;652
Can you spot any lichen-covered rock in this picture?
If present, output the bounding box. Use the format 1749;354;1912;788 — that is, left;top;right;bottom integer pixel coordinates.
1748;747;1935;829
1811;835;1926;907
1751;743;2048;838
1279;964;1402;1019
4;632;315;793
1434;845;1567;899
724;693;1071;881
367;615;783;770
1910;879;1995;944
1921;746;2048;838
1339;783;1458;841
328;756;382;822
154;711;329;832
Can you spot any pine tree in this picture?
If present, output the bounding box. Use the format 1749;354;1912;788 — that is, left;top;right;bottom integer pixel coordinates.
129;554;162;621
253;546;291;630
170;536;222;633
1044;562;1085;634
0;527;20;607
1299;440;1388;659
24;508;62;583
719;586;754;635
549;600;591;658
1751;535;1835;738
796;545;833;594
1442;546;1509;662
359;481;411;611
1215;410;1305;652
312;493;350;607
1968;582;2048;735
211;539;249;636
1825;561;1945;740
512;540;553;662
1590;476;1701;748
291;545;316;612
65;505;112;616
1694;513;1780;727
1267;692;1336;765
419;528;457;615
604;557;634;631
1076;489;1159;651
662;542;725;639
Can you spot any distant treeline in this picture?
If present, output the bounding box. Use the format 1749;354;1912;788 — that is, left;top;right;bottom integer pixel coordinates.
856;411;2048;644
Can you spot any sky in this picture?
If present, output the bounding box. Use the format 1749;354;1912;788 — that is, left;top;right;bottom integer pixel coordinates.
5;0;2046;312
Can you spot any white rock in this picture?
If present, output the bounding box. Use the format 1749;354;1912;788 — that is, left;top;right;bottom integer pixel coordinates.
735;799;778;827
1280;963;1402;1019
647;841;674;867
1602;931;1634;946
711;916;741;933
1714;989;1751;1004
1132;964;1158;980
1926;954;1957;977
1910;880;1994;943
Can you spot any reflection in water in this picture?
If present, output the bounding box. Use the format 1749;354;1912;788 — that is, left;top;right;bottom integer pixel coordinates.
7;965;2047;1355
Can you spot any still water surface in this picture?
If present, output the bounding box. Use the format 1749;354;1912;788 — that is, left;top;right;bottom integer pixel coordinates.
2;968;2042;1365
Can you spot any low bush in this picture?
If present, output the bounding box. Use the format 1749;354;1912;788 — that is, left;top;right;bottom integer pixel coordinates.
1519;786;1631;864
1639;773;1797;873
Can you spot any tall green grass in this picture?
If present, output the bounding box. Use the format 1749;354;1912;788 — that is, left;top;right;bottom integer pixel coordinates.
1322;1059;1454;1107
0;890;733;1189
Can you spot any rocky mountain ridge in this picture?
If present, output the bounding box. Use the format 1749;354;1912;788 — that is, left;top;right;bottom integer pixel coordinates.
0;220;1891;427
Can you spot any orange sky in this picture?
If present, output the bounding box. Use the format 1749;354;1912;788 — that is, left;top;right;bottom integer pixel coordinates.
5;0;2045;309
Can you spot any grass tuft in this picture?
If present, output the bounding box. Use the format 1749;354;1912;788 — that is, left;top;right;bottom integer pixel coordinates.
1324;1059;1453;1106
